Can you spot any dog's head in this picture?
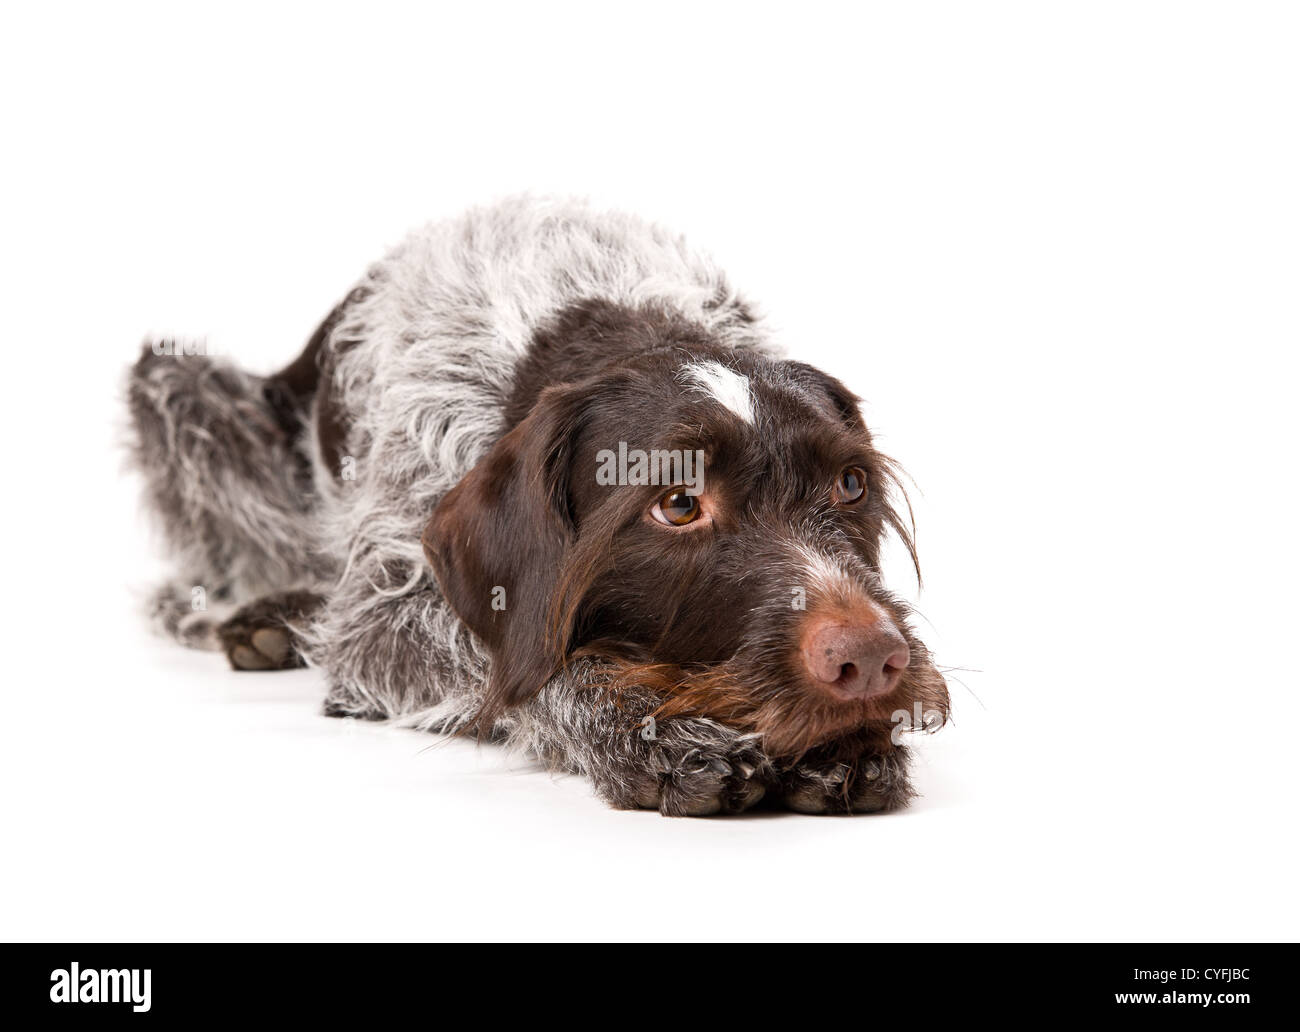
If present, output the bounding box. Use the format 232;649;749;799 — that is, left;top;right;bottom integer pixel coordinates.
423;302;948;759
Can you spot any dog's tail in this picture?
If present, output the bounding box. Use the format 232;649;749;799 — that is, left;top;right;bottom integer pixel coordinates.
126;340;321;646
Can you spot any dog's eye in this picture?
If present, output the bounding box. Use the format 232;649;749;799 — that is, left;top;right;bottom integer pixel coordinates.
651;487;701;526
833;466;868;505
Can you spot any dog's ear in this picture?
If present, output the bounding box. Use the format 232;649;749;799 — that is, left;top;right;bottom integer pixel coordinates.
422;384;585;719
781;360;868;431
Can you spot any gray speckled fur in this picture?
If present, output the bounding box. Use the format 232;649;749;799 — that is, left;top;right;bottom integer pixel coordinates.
126;196;912;815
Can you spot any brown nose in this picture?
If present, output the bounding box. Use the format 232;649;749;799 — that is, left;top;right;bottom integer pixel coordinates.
800;617;910;700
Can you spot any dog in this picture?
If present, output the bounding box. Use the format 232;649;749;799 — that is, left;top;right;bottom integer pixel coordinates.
128;196;948;816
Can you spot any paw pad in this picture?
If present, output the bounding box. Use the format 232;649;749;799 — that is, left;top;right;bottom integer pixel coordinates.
220;620;302;671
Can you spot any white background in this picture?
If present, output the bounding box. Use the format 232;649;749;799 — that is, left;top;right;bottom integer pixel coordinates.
1;2;1296;942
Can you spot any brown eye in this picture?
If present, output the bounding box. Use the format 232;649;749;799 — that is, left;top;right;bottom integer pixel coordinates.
833;466;868;505
651;487;701;526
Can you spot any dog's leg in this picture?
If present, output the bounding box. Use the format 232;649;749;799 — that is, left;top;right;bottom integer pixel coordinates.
309;554;778;814
777;748;915;814
304;544;777;815
127;342;323;635
304;560;481;723
503;671;775;817
311;586;777;814
217;590;325;671
146;579;238;651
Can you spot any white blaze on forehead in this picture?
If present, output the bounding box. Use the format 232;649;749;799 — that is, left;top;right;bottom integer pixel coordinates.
677;360;756;425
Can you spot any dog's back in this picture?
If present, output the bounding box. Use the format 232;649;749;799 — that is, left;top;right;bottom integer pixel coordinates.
307;196;761;521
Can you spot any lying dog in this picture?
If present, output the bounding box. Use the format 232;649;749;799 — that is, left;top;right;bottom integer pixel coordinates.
128;197;948;816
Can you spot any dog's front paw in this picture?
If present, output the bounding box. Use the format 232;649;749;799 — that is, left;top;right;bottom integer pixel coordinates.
607;719;774;817
779;749;913;814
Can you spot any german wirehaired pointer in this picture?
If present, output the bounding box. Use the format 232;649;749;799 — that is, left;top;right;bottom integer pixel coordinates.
128;197;948;816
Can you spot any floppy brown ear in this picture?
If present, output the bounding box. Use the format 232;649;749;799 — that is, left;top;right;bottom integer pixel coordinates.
422;385;585;720
781;360;869;431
